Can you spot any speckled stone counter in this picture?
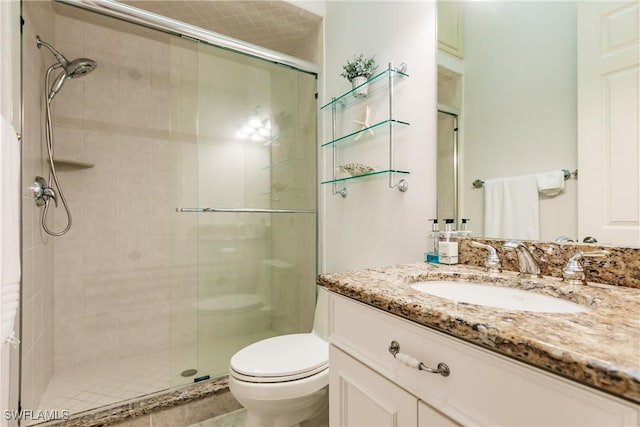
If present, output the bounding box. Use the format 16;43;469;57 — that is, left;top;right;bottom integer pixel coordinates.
318;262;640;403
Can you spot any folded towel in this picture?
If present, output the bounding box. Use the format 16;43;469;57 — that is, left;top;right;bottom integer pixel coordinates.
484;175;540;240
536;170;565;196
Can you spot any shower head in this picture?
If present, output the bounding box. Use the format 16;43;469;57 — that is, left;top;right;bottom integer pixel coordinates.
36;35;97;100
65;58;97;79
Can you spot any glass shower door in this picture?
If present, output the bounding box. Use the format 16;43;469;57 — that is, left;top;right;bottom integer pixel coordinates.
170;40;317;382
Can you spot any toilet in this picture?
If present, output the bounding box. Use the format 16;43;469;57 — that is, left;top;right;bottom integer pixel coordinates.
228;286;329;427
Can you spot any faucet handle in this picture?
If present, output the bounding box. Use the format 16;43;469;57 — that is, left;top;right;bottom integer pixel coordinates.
469;241;502;273
562;250;609;285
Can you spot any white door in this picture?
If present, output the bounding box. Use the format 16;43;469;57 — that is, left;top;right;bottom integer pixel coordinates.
329;345;418;427
577;1;640;246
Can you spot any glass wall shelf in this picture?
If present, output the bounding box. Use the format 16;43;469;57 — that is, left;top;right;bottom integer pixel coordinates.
321;169;410;185
321;119;409;148
320;67;409;111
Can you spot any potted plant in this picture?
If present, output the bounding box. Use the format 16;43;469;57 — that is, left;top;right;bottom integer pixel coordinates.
340;53;378;98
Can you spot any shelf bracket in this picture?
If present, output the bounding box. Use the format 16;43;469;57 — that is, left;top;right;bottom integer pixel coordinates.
331;97;348;198
387;62;409;193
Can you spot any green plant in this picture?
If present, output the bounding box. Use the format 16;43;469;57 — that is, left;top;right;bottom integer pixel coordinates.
340;53;378;82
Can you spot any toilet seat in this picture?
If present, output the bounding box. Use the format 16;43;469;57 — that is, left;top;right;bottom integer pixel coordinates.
230;333;328;383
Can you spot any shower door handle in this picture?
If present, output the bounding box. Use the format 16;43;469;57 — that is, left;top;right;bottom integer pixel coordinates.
176;207;317;214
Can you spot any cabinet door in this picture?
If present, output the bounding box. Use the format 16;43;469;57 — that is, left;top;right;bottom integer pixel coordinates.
330;345;418;427
418;401;461;427
437;1;464;58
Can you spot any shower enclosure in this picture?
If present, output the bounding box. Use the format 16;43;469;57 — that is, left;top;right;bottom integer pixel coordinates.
21;0;317;417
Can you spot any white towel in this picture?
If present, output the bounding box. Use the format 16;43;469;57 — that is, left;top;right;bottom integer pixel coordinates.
536;170;565;196
484;175;540;240
0;114;21;343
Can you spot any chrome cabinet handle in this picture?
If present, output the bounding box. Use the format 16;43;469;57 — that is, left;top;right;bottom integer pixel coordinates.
388;340;450;377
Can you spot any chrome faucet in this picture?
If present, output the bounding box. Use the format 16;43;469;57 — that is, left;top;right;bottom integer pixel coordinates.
469;241;502;273
502;240;541;279
562;250;609;285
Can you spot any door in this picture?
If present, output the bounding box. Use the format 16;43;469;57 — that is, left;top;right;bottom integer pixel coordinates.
577;1;640;246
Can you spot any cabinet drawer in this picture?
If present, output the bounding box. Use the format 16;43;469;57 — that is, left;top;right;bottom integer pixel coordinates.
328;292;639;426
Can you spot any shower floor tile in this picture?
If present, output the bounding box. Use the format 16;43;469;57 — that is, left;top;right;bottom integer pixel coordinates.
34;329;277;424
34;349;193;423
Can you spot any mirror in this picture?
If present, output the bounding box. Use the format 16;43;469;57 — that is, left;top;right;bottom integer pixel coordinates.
436;0;639;247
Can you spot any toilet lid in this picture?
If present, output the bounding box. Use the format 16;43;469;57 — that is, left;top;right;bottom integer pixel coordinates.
230;333;328;382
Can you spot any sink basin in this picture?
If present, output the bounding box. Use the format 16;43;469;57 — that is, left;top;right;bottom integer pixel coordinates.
411;281;589;313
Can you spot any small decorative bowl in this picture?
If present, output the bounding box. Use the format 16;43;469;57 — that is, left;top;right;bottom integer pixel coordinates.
338;163;375;176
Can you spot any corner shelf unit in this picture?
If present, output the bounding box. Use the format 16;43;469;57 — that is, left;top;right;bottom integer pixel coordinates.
321;63;409;197
52;157;95;170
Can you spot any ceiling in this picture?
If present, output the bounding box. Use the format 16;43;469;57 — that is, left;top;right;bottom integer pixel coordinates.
120;1;322;60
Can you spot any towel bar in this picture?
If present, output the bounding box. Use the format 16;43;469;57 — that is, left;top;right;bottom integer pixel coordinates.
472;169;577;189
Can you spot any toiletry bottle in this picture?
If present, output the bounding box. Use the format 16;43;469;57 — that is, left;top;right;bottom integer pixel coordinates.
458;218;472;238
439;219;459;265
425;219;440;263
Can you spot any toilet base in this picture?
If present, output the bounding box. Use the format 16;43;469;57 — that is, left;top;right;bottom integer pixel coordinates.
240;385;328;427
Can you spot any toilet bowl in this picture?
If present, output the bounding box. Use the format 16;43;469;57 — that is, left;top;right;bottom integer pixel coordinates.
228;287;329;427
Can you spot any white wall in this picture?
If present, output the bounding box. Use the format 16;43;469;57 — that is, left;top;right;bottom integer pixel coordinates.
321;2;437;272
460;2;578;241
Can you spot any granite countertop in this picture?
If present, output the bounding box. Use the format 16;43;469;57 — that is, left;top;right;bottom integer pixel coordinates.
317;262;640;404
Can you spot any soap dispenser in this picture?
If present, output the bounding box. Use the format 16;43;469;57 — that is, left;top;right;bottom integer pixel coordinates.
458;218;472;238
439;219;459;265
425;219;440;263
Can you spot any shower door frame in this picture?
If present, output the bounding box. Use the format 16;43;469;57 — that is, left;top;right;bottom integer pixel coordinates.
436;105;460;225
54;0;321;75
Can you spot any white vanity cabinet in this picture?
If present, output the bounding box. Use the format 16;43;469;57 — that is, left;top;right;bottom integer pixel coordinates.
327;292;640;426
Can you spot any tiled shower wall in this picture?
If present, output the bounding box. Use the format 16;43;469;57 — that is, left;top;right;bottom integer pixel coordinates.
50;8;200;374
21;0;56;412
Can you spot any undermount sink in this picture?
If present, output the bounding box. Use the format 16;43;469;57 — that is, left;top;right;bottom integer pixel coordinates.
411;281;590;313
